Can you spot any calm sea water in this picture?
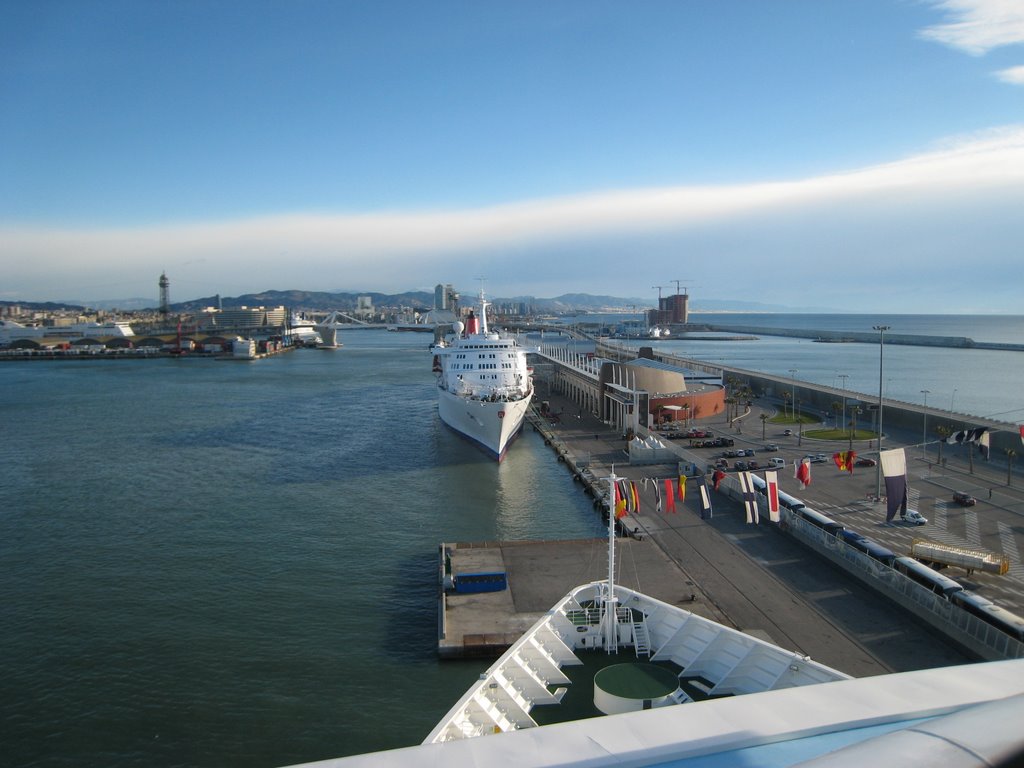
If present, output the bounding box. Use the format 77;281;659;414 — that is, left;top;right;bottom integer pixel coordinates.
565;313;1024;423
3;315;1023;767
0;332;604;768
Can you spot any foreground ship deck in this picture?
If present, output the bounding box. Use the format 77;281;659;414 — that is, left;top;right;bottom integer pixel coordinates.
291;661;1024;767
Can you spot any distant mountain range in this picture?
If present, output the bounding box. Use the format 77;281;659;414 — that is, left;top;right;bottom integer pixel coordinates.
2;290;817;314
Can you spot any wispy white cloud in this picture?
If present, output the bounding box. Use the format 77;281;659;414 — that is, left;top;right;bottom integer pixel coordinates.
919;0;1024;55
4;127;1024;308
995;64;1024;84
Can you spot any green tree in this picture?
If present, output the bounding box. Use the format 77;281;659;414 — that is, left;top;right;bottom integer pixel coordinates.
936;425;951;463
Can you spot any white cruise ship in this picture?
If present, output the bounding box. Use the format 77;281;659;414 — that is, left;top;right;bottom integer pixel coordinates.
432;293;533;460
0;319;135;344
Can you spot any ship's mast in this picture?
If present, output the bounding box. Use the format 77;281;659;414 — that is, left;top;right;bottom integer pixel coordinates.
605;468;619;653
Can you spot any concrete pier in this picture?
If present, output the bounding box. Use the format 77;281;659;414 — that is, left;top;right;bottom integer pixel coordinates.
438;538;724;659
436;382;1013;674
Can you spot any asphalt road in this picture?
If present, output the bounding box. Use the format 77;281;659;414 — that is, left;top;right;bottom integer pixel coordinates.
533;391;1016;675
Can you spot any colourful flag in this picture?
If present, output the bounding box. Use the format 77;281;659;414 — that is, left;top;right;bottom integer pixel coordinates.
695;475;712;520
1019;425;1023;444
677;475;686;501
739;471;759;524
614;483;627;519
946;427;988;445
712;469;726;491
832;451;856;473
795;459;811;489
630;480;640;515
664;478;676;513
880;448;908;523
764;470;780;523
652;477;662;513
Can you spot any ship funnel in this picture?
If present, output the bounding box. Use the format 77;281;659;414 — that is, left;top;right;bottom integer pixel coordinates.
465;311;479;335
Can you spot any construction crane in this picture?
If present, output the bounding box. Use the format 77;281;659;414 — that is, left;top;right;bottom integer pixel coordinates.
671;279;691;296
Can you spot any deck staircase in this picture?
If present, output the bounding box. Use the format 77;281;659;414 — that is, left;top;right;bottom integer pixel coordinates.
633;618;652;658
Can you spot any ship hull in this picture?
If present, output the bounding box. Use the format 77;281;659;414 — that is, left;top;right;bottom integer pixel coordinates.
437;388;531;461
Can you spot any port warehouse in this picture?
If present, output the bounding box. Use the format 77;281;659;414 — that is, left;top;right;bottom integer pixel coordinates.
531;343;1024;661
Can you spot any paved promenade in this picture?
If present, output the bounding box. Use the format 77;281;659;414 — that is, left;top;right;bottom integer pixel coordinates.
527;392;974;676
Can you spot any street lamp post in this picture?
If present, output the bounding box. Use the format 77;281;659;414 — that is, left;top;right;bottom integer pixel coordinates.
788;369;797;420
873;325;890;498
921;389;930;459
838;373;849;437
951;389;958;412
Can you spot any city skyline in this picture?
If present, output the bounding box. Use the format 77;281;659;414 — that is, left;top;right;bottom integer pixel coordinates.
2;1;1023;311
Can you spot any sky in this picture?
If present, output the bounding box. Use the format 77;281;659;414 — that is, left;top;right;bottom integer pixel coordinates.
2;0;1023;312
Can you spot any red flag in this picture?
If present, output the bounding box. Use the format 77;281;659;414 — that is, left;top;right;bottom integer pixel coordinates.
796;459;811;489
664;478;676;513
630;481;640;515
712;469;726;491
765;470;780;523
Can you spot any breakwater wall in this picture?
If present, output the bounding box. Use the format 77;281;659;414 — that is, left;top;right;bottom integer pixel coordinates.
690;324;1024;352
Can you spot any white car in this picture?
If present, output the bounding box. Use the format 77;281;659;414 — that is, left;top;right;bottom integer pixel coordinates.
901;509;928;526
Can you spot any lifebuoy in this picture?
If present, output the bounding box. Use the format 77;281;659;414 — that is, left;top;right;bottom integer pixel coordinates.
498;411;505;419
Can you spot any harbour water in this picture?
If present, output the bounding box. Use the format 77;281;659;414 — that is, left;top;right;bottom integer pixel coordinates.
2;315;1023;767
576;313;1024;424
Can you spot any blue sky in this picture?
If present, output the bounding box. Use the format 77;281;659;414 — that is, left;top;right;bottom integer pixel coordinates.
2;0;1023;311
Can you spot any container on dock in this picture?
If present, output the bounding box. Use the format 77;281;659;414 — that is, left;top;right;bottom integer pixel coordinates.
453;571;508;594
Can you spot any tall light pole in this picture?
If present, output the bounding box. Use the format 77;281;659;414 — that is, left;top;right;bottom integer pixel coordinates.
838;373;849;434
873;325;890;497
921;389;930;459
951;388;958;412
788;368;797;420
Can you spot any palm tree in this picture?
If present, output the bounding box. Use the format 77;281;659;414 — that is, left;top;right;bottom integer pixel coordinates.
760;412;768;440
1006;448;1018;487
782;391;792;420
936;425;951;463
848;406;862;452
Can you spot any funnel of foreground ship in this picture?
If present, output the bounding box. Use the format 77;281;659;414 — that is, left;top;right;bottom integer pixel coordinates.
432;292;533;460
425;470;852;744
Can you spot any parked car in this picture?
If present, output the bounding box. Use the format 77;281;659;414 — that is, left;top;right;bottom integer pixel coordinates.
734;460;748;471
768;457;787;469
748;460;760;470
764;444;778;452
855;457;877;467
953;491;977;507
714;459;728;470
